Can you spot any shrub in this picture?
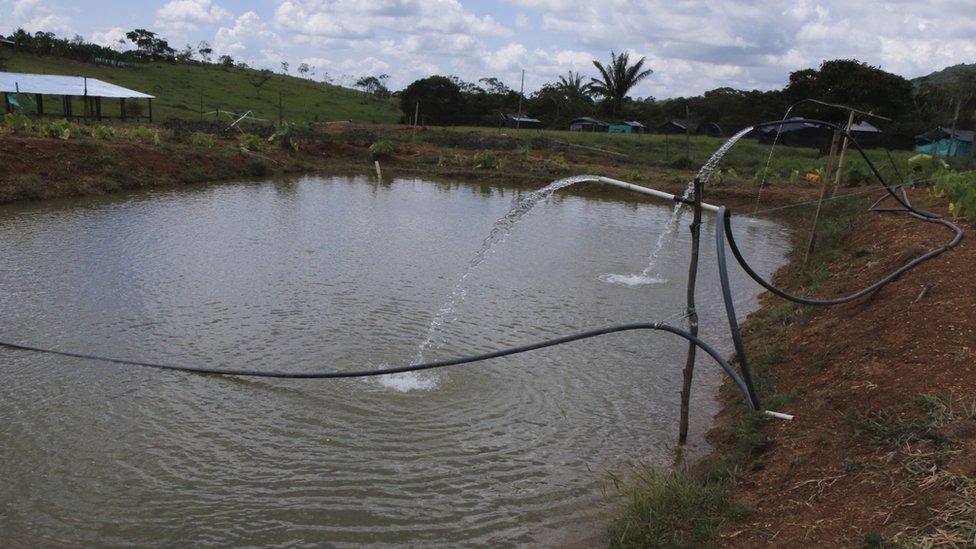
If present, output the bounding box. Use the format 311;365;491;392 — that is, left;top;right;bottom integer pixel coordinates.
269;124;299;152
472;150;498;169
3;112;33;135
92;125;116;140
190;132;216;148
908;153;949;185
127;126;160;145
368;139;395;159
842;159;872;186
238;132;264;151
436;147;456;167
516;144;530;163
43;119;80;140
930;169;976;221
545;154;571;173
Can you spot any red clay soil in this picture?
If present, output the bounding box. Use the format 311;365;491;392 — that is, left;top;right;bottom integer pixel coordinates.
715;190;975;546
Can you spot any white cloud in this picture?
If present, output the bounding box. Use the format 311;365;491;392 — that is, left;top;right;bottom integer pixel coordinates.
6;0;70;34
156;0;231;34
89;27;130;50
214;11;283;66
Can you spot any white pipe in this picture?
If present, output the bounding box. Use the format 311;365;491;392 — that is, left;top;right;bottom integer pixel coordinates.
588;176;721;213
763;410;794;421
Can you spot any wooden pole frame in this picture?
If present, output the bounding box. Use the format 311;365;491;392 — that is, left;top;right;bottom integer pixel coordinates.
678;176;703;445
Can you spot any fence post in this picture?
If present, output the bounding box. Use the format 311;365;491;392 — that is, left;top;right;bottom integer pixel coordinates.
678;176;703;445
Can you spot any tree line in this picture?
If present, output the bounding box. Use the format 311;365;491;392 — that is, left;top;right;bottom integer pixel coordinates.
3;27;973;148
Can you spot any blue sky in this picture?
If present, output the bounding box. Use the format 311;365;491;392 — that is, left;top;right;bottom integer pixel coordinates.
3;0;975;97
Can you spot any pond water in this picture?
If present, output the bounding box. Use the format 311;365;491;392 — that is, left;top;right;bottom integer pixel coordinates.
0;175;789;547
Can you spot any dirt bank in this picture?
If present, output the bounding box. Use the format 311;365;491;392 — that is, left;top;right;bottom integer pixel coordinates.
713;190;974;546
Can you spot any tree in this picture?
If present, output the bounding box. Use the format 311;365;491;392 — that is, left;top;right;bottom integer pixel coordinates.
589;51;653;115
280;61;289;74
784;59;913;119
125;28;175;60
557;71;592;101
400;76;466;125
297;63;310;78
176;43;194;62
197;40;213;62
247;68;273;90
218;54;234;67
356;74;391;98
478;77;511;96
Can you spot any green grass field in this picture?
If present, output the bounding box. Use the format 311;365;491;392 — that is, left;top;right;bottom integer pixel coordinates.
415;125;916;185
3;51;401;124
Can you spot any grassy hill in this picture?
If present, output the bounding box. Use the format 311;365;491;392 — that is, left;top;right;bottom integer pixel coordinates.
2;51;401;124
912;62;976;89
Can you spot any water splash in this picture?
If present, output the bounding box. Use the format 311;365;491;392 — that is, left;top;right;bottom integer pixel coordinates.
599;127;754;287
381;175;597;391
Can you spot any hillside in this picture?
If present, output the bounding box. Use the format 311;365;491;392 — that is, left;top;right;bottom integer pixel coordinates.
912;62;976;88
1;51;401;124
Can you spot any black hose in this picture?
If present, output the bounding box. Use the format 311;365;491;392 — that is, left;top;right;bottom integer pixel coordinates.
0;322;761;410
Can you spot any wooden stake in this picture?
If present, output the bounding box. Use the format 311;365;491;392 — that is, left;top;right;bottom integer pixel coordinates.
803;130;842;267
678;176;703;445
831;111;855;195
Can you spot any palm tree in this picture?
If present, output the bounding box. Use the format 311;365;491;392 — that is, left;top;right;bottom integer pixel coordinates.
557;70;590;99
589;51;653;115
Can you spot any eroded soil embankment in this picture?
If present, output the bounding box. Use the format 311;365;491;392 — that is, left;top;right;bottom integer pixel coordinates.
712;190;975;546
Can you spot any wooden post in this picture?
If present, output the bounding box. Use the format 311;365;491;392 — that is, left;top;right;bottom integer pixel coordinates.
36;94;43;116
803;130;843;267
2;92;9;114
95;97;102;121
678;176;703;445
148;98;153;122
831;111;856;195
120;98;126;120
516;69;525;130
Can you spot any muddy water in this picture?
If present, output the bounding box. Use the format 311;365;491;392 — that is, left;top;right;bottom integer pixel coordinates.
0;175;789;546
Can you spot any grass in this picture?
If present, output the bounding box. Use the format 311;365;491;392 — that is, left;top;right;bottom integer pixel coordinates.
3;50;400;124
846;394;976;546
608;466;748;548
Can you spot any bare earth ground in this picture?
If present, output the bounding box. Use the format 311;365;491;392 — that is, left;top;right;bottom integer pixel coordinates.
712;189;975;547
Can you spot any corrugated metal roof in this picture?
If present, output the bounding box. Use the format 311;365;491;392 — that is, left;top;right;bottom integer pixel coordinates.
0;72;154;99
851;121;881;133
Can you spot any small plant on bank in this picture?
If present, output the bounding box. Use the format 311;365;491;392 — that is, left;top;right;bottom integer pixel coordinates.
545;154;571;173
190;132;216;149
269;123;299;152
368;139;395;160
238;132;264;151
516;144;530;163
3;112;33;135
472;150;498;169
91;125;117;140
436;147;456;167
930;169;976;221
43;119;80;140
127;125;160;145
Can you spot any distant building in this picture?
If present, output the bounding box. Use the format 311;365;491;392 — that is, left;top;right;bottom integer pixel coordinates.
569;117;608;132
0;71;155;121
657;120;687;134
914;127;974;158
850;121;882;148
756;118;831;151
502;113;542;129
608;121;646;134
695;122;722;137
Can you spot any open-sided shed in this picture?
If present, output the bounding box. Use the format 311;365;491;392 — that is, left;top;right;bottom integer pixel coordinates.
657;120;687;135
0;71;155;121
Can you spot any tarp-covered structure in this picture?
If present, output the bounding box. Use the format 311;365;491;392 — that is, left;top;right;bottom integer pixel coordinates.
502;113;542;129
0;71;155;120
914;127;974;158
756;118;831;151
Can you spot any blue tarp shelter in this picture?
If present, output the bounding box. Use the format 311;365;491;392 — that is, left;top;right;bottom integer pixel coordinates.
914;127;974;158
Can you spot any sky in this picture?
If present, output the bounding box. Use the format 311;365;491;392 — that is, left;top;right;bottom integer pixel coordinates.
2;0;975;97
